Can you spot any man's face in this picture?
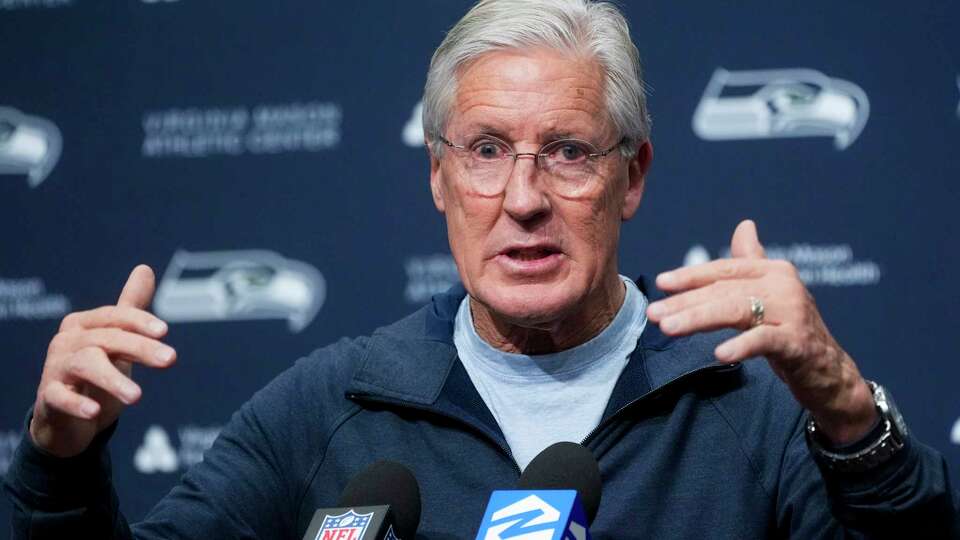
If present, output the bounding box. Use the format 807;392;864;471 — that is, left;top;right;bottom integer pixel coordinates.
429;48;650;328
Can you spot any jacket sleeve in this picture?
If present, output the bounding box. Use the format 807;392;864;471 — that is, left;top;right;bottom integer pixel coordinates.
776;408;960;538
4;341;364;540
3;396;298;540
816;425;960;538
4;412;133;539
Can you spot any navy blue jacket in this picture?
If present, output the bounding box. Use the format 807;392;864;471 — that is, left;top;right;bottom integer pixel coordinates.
6;281;960;538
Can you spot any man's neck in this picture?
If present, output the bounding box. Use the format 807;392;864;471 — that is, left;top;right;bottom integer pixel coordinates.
469;276;627;355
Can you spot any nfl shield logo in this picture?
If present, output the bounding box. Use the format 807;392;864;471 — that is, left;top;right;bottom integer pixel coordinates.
315;509;374;540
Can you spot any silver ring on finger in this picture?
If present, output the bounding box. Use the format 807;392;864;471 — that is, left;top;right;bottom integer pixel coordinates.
749;296;765;327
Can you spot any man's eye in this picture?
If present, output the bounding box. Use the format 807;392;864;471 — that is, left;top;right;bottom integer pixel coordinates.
556;143;587;162
473;142;503;159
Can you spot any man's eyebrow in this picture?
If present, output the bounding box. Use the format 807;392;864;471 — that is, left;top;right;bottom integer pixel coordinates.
540;129;578;141
460;125;593;143
468;124;510;139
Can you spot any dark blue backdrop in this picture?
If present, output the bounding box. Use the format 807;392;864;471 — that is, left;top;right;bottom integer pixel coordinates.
1;1;958;535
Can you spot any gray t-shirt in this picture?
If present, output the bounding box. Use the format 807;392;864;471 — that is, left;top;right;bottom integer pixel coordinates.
453;276;648;471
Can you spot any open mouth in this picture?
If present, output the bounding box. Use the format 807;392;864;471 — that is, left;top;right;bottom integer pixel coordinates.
505;247;561;261
496;245;565;275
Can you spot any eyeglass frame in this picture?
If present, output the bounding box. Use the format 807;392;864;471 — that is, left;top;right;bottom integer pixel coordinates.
431;133;632;197
435;133;628;168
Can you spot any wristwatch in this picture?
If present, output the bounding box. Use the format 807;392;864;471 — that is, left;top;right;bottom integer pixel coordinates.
805;380;909;473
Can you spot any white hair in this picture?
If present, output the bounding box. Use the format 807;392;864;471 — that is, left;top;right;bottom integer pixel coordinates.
422;0;651;157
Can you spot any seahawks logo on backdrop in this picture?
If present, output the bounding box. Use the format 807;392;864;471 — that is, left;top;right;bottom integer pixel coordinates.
154;249;325;333
692;68;869;150
0;107;62;188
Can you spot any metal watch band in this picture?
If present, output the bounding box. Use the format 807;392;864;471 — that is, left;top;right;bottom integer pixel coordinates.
805;381;908;473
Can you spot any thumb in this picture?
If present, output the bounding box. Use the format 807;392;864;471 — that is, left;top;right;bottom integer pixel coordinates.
730;219;766;259
117;265;157;309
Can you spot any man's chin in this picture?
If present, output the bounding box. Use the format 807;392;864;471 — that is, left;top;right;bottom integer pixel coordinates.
474;282;581;328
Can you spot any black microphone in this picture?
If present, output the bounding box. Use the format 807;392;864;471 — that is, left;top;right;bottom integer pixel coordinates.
518;442;602;526
302;460;421;540
475;442;602;540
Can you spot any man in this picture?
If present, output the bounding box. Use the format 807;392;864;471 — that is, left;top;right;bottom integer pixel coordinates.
5;0;959;538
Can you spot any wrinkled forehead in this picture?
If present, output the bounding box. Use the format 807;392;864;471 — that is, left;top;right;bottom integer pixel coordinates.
447;48;616;142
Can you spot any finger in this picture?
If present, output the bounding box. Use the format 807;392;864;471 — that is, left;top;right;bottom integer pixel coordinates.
117;265;156;310
656;258;770;293
41;379;101;420
62;347;142;405
730;219;766;259
59;306;167;337
647;280;744;322
658;295;756;336
714;324;789;363
66;327;176;368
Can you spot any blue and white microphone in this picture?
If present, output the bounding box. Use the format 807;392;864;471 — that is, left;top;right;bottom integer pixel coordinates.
475;442;602;540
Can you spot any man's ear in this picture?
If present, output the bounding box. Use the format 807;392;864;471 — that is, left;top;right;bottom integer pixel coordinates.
428;141;446;213
621;140;652;220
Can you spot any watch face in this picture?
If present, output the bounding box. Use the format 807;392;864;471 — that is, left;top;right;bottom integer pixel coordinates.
889;399;908;437
877;385;909;438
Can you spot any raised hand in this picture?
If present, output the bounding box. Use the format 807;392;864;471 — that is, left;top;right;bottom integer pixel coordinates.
646;220;877;445
29;265;177;457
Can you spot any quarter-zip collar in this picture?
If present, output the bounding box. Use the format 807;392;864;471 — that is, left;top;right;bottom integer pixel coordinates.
346;277;741;442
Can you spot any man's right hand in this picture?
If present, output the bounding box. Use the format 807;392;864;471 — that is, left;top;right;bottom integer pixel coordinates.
29;265;177;457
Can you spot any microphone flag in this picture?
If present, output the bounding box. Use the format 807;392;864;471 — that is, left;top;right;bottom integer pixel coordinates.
304;506;399;540
475;490;589;540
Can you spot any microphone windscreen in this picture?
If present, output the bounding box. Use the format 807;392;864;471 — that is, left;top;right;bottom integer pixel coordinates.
337;460;422;540
517;442;602;525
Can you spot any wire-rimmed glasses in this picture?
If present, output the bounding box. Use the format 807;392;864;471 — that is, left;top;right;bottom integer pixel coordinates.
437;133;626;197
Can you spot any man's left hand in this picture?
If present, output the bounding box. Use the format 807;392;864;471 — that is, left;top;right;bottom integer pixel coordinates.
646;219;878;446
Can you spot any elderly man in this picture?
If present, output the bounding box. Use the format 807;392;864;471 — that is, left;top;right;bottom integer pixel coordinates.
5;0;958;538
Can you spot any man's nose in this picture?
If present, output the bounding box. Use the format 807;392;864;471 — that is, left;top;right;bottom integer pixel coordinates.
502;154;550;222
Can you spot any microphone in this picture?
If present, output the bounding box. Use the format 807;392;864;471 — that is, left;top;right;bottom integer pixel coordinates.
302;460;422;540
476;442;602;540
